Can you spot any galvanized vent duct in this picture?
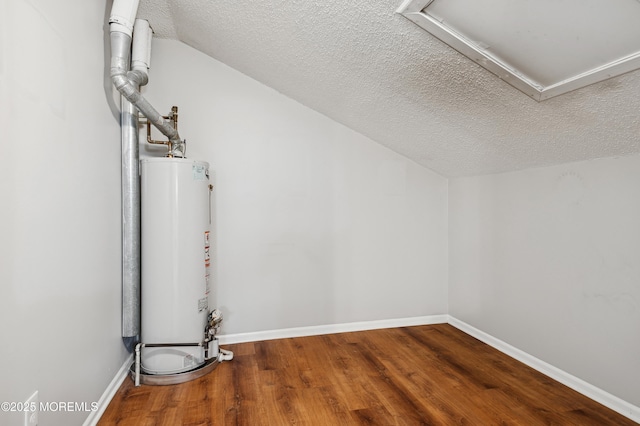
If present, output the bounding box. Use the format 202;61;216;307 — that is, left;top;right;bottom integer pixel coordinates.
109;0;185;350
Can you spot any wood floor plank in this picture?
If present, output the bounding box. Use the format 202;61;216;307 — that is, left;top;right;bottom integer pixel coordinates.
98;325;636;425
367;329;503;424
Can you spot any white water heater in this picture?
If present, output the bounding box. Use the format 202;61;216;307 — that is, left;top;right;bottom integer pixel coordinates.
140;158;212;375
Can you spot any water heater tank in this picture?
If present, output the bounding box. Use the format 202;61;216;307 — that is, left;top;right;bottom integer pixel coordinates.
140;158;212;375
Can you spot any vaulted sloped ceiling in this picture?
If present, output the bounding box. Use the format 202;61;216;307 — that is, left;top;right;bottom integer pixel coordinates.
137;0;640;177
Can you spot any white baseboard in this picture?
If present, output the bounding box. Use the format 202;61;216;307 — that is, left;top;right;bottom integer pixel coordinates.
218;314;449;345
448;316;640;424
83;354;133;426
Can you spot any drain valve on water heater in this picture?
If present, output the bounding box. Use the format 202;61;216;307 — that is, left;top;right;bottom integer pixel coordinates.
204;309;234;363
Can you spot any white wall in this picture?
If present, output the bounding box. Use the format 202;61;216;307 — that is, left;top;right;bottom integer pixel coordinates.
449;154;640;407
141;39;449;335
0;1;128;425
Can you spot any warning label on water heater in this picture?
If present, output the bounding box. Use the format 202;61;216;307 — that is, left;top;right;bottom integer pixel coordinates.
204;231;211;268
204;231;211;300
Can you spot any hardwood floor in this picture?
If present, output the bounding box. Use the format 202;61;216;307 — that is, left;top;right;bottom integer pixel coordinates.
98;324;636;425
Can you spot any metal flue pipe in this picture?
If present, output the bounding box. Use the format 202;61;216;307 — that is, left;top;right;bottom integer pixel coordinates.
121;92;140;348
110;0;141;348
109;0;186;350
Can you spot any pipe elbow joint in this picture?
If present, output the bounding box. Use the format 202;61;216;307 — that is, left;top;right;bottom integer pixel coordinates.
127;70;149;86
170;139;186;158
111;72;128;91
111;74;140;105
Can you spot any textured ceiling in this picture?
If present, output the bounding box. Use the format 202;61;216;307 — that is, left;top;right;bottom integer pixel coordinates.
136;0;640;177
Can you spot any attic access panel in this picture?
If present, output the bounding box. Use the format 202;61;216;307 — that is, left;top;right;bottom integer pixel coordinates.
397;0;640;101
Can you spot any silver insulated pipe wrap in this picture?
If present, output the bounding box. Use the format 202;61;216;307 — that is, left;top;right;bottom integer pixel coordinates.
109;32;185;158
110;26;141;342
121;90;141;340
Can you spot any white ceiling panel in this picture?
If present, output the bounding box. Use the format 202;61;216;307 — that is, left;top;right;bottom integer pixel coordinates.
398;0;640;100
